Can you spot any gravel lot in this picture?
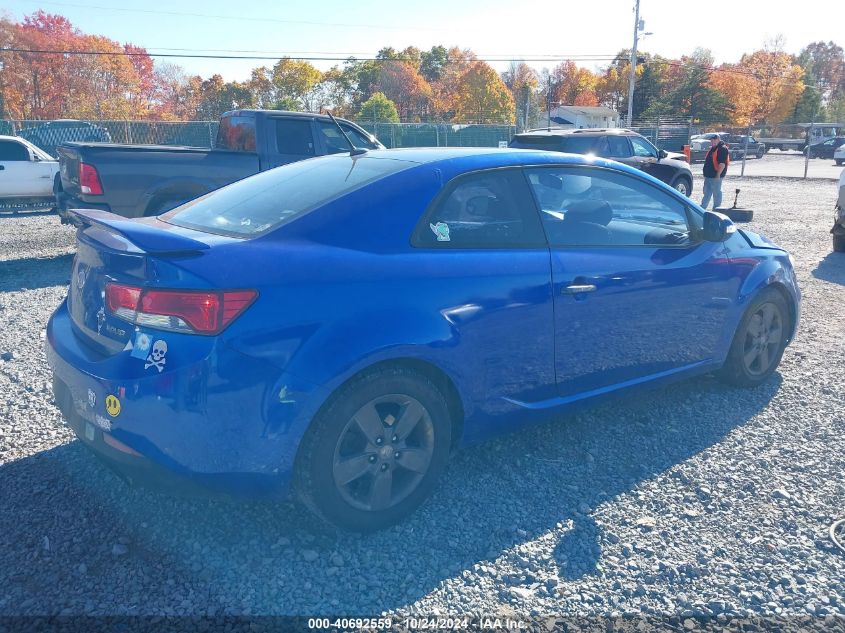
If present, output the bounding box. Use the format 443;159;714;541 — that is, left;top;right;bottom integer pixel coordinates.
0;177;844;626
690;152;842;180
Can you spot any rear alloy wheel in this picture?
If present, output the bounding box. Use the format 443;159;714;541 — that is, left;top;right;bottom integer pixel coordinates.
295;367;451;531
673;177;692;197
718;289;789;387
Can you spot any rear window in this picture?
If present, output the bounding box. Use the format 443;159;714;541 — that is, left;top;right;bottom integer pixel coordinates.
509;135;598;154
216;115;257;152
164;155;416;237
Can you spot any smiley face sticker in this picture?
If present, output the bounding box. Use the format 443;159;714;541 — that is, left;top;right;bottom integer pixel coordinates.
105;394;121;418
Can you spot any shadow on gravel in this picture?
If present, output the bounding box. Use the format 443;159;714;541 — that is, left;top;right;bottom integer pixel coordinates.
0;253;73;292
0;374;782;615
811;251;845;285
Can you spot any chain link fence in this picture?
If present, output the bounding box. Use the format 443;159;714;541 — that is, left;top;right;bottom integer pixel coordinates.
2;119;515;157
3;118;839;180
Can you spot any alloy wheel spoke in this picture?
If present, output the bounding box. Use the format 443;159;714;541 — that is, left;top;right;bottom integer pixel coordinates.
392;399;425;441
761;305;775;330
334;454;374;485
396;447;432;474
744;347;759;369
353;402;384;444
368;471;393;510
758;345;771;371
747;314;763;337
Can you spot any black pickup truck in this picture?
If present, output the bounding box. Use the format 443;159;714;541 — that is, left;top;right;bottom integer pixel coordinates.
55;110;384;221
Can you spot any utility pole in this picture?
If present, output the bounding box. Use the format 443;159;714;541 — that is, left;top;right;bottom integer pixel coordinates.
626;0;641;128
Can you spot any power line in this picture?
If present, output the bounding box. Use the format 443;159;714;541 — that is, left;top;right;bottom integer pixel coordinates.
0;47;620;64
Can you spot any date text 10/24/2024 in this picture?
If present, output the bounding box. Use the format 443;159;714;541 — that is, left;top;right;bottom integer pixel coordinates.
307;617;529;630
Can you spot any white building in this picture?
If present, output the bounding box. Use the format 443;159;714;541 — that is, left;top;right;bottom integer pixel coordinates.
538;105;621;130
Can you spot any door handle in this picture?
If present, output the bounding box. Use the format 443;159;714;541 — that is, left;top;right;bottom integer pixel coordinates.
562;283;597;295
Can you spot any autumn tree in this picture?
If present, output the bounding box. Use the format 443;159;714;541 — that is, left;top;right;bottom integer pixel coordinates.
374;61;431;121
357;92;400;123
712;44;804;126
429;47;477;119
502;61;538;130
645;49;729;123
453;61;515;124
795;41;844;102
271;57;322;111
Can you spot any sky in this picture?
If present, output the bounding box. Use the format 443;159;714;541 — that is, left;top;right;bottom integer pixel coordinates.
4;0;845;80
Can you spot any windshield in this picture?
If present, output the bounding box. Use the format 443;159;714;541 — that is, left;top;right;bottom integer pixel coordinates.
164;154;415;237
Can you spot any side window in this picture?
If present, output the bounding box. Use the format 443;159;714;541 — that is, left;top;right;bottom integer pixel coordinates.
524;166;694;247
215;115;257;151
606;136;632;158
414;169;546;248
593;136;611;157
274;119;315;157
0;140;30;161
630;136;658;158
341;124;379;149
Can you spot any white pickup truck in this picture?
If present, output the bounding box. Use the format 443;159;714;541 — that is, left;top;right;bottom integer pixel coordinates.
0;135;60;212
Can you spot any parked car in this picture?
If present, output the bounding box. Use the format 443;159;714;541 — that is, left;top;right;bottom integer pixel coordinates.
835;143;845;166
731;135;766;159
509;128;694;196
55;110;384;223
46;147;800;531
0;135;60;212
18;119;111;157
689;133;751;162
804;136;845;160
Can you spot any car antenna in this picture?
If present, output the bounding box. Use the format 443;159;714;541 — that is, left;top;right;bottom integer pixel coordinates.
324;109;368;156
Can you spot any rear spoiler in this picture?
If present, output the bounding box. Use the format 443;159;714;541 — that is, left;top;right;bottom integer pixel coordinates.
70;208;210;255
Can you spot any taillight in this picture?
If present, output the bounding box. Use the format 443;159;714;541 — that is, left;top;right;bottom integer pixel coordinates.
79;162;103;195
105;283;257;335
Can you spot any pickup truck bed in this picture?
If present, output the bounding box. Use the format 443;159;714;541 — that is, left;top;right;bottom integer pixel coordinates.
56;110;383;221
57;143;259;218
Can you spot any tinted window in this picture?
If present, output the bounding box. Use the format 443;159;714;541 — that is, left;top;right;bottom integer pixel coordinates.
215;115;257;151
509;135;567;150
630;136;657;158
606;136;632;158
415;169;546;248
558;136;600;154
165;155;414;237
318;122;378;154
0;140;30;161
275;119;315;156
525;166;695;247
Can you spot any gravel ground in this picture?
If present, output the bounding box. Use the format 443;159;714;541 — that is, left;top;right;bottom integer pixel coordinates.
0;178;844;626
690;153;843;180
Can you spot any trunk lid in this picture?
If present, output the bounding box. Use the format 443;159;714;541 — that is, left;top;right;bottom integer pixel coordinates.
68;209;222;355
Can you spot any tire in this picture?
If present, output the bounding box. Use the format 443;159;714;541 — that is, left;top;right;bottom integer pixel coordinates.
836;160;843;166
672;176;692;197
294;366;452;531
717;288;790;388
756;147;764;159
834;232;845;252
723;208;754;223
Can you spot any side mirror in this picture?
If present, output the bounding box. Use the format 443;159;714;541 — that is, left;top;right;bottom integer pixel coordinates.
703;210;736;241
658;149;668;159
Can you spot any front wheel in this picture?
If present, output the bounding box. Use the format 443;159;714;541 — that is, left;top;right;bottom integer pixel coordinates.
756;147;765;159
836;159;843;166
834;232;845;252
672;176;692;197
717;289;790;388
295;367;452;531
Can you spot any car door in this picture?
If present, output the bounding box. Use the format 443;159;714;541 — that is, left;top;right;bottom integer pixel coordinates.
0;138;52;198
316;121;381;154
523;165;736;399
267;117;317;168
412;168;557;416
629;136;676;185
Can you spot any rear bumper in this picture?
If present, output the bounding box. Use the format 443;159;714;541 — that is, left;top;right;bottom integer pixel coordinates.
56;191;112;224
46;299;325;499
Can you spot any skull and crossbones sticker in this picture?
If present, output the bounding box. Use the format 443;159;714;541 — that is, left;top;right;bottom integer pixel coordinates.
144;339;168;373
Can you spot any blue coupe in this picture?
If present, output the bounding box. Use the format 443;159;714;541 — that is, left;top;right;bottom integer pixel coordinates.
47;148;800;530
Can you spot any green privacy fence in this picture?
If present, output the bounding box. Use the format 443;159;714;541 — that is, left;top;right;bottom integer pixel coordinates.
3;119;517;157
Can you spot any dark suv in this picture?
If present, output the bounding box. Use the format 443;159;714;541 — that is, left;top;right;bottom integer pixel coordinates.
509;128;694;196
